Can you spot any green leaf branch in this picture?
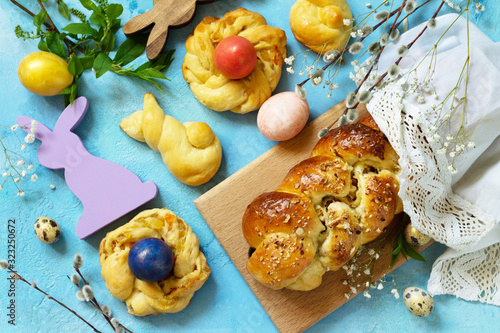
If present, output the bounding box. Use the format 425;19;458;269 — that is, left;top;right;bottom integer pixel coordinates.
11;0;175;104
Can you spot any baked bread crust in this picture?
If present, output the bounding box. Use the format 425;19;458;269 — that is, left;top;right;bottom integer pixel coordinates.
242;115;402;290
99;208;210;316
290;0;353;55
182;8;287;114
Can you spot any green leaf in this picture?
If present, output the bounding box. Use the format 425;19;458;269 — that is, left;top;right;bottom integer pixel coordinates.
89;12;106;27
106;4;123;21
46;31;66;58
390;254;399;268
69;81;78;104
38;38;48;51
113;37;146;66
93;52;112;78
33;10;47;29
79;0;99;12
390;243;402;256
67;54;84;76
57;0;71;20
62;23;96;36
101;34;115;53
152;49;175;71
402;242;427;262
134;61;153;72
134;68;168;80
79;55;95;70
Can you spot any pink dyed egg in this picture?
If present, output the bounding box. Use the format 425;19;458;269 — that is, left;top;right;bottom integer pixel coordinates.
257;92;309;141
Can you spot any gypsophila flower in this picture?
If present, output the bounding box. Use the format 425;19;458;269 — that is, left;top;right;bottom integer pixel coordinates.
467;141;475;148
437;148;447;155
318;128;329;138
350;31;357;38
20;170;26;177
311;69;325;87
329;83;339;91
76;290;86;301
397;45;409;57
359;90;373;103
20;144;26;150
380;33;389;46
449;151;456;158
366;3;371;8
17;190;25;196
390;28;400;42
347;109;359;122
73;253;84;269
102;304;112;317
16;160;24;167
70;273;80;285
417;95;425;104
27;164;33;170
298;70;304;76
0;260;9;269
343;18;352;26
30;127;37;133
427;18;437;29
338;115;348;127
10;125;19;131
368;42;380;54
31;174;38;182
286;67;295;74
377;283;384;290
295;84;307;99
446;134;453;141
391;289;400;299
323;50;339;62
284;55;295;65
404;0;417;14
359;25;373;37
327;93;332;98
24;133;35;144
363;289;372;298
31;120;37;128
14;178;19;183
346;92;358;108
388;64;401;79
374;10;389;21
50;185;56;190
448;165;458;174
82;285;94;301
2;172;7;177
349;41;363;55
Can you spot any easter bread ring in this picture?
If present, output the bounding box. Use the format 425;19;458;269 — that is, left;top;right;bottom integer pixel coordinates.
290;0;353;55
182;8;287;114
99;208;210;316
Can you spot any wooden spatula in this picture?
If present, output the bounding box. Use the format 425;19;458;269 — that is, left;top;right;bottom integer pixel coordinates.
123;0;212;60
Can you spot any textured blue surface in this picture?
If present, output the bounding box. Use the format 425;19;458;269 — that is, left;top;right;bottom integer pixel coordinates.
0;0;498;332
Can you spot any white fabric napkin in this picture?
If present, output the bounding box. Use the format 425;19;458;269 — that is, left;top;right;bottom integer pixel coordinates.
366;13;500;305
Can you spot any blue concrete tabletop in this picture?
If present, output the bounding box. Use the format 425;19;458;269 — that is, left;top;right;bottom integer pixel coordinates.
0;0;498;332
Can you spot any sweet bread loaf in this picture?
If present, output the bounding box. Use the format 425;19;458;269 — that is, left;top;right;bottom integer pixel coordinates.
290;0;353;55
182;8;287;113
242;115;402;290
99;208;210;316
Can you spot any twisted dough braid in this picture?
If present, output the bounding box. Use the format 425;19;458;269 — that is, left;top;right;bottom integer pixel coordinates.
120;93;222;186
182;8;287;114
99;208;210;316
242;115;402;291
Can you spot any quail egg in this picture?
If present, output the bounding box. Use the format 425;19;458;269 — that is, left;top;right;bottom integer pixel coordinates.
403;286;434;317
34;216;61;244
404;224;432;247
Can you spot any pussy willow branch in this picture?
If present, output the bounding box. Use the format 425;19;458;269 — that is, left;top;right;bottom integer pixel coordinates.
5;267;102;333
72;268;133;333
325;0;446;131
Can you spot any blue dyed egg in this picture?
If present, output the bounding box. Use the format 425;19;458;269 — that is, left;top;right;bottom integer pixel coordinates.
128;238;174;282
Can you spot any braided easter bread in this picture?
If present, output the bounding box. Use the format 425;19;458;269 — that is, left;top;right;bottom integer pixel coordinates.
242;115;402;291
99;208;210;316
182;8;287;113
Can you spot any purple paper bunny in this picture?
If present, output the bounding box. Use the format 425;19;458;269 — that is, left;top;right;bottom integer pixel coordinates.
17;97;158;239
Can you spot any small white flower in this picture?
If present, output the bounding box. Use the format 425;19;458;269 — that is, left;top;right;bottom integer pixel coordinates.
437;148;447;155
2;172;7;177
363;290;372;298
305;65;314;72
31;120;37;128
350;32;357;38
31;174;38;182
17;190;25;196
467;141;475;148
449;151;456;158
329;83;339;91
377;283;384;290
17;160;24;167
311;69;325;87
24;134;35;144
299;70;304;76
27;165;33;170
417;95;425;104
30;127;37;133
0;185;3;190
448;165;457;174
366;3;371;8
50;184;56;190
10;125;19;131
327;93;332;98
284;55;295;65
295;84;307;99
20;144;26;150
286;67;295;74
20;170;26;177
454;5;461;11
14;178;20;183
343;18;352;26
446;134;453;141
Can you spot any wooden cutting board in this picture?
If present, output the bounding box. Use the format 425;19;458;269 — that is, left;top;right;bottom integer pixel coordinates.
194;101;431;333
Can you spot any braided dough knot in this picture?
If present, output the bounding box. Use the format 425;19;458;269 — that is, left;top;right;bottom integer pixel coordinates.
243;116;402;290
182;8;287;113
99;208;210;316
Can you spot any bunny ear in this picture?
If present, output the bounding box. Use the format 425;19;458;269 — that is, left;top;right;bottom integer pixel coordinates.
54;96;89;132
16;116;52;142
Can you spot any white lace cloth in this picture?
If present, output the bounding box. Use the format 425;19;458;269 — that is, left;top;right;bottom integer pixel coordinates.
366;14;500;305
